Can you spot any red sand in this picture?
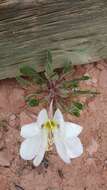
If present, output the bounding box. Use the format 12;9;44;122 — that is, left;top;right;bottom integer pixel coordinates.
0;61;107;190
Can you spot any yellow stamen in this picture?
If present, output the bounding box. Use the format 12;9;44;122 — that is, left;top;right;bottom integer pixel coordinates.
44;120;57;130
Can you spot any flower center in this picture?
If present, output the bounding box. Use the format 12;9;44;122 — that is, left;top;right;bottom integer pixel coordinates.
44;120;57;130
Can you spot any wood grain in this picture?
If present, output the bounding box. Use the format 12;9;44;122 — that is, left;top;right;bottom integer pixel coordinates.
0;0;107;79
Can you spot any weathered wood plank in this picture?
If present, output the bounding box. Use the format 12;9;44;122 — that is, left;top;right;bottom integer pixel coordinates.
0;0;107;79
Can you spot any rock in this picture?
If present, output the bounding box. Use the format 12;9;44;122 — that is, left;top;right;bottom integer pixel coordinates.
0;85;9;112
0;83;25;114
9;88;25;113
99;70;107;88
87;138;98;156
96;61;105;70
8;114;17;127
20;172;49;190
20;111;34;126
0;175;8;190
0;151;10;167
0;141;5;150
88;100;96;111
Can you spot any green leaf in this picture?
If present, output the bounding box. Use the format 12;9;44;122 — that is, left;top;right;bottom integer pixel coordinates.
32;77;45;85
62;80;78;88
63;59;72;73
20;66;45;84
73;101;84;110
70;81;79;88
28;98;39;107
81;75;90;80
69;106;80;117
68;101;84;117
62;75;90;89
47;49;52;65
16;76;30;87
45;50;54;79
20;66;38;77
59;89;69;98
45;50;60;81
71;75;90;82
72;89;99;95
51;73;59;81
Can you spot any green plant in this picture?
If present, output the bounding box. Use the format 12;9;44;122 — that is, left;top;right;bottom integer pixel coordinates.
16;50;98;116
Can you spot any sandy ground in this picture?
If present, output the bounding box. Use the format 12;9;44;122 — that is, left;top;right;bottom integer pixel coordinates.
0;61;107;190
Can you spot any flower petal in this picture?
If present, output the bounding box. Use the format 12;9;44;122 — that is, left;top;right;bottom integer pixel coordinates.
65;137;83;158
54;109;65;135
21;122;40;138
37;109;48;127
54;109;64;124
53;129;71;163
33;128;48;166
20;135;41;160
64;122;82;138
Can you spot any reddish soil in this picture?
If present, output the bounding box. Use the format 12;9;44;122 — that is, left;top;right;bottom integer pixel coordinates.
0;61;107;190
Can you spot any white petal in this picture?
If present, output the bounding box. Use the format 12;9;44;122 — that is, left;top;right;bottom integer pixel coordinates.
54;109;64;124
53;109;64;130
54;129;71;163
33;128;48;166
21;122;40;138
20;135;41;160
66;137;83;158
64;122;82;138
37;109;48;127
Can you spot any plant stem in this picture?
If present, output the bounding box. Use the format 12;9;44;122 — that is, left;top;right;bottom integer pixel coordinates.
48;99;53;119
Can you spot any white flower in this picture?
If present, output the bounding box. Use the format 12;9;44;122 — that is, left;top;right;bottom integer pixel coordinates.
20;109;83;166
